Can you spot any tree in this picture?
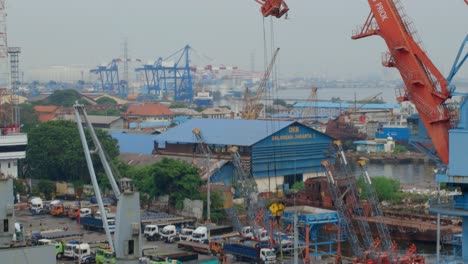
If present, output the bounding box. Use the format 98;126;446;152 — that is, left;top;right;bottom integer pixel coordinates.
129;158;202;209
358;176;400;201
25;120;119;182
201;190;225;223
19;103;39;133
96;97;118;105
169;102;188;108
35;179;55;200
36;89;89;107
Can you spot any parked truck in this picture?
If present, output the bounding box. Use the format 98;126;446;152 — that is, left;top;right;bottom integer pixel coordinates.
179;226;195;241
191;225;234;244
143;225;160;241
223;242;276;264
50;204;69;217
160;225;180;243
80;215;115;233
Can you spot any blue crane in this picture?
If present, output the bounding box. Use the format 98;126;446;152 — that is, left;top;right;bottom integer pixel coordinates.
136;45;193;102
90;59;128;96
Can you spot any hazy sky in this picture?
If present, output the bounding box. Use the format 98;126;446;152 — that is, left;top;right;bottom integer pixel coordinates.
6;0;468;80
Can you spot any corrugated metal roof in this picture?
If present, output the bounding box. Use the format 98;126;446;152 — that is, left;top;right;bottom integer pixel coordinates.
111;132;155;154
154;118;294;146
59;114;121;125
294;102;400;109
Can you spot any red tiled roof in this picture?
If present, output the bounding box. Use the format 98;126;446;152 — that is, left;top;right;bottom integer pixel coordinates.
34;105;59;113
38;113;57;123
126;103;173;117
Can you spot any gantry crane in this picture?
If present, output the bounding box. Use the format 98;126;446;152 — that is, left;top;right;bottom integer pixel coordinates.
242;48;280;120
74;103;142;263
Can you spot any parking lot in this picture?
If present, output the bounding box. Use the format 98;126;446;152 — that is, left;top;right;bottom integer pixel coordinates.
16;209;220;264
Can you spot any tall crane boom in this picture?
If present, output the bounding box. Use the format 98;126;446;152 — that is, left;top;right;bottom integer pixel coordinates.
352;0;451;165
243;48;280;119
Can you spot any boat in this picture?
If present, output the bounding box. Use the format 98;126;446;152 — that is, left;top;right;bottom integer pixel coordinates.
193;91;213;106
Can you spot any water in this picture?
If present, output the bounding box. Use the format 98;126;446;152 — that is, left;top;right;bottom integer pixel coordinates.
350;162;437;187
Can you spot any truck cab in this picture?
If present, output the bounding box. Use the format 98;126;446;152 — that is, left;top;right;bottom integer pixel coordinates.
29;197;43;211
68;208;80;219
73;243;91;260
79;208;92;217
143;225;159;241
50;204;67;217
64;240;80;258
179;227;195;241
160;225;178;243
191;226;207;243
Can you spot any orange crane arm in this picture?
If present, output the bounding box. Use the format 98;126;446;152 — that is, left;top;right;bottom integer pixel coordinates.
255;0;289;18
352;0;451;165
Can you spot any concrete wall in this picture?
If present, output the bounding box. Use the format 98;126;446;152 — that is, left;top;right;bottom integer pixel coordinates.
255;176;284;193
180;198;203;221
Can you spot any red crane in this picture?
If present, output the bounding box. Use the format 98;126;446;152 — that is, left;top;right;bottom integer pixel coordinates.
255;0;289;18
352;0;451;165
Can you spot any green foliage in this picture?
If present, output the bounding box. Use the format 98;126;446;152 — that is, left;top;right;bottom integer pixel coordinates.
201;190;225;223
128;158;202;209
19;103;39;133
169;102;188;108
36;89;83;107
36;179;55;200
25;120;120;182
393;145;408;153
96;97;118;105
13;179;27;196
87;109;121;116
195;106;205;112
358;176;400;201
291;181;305;191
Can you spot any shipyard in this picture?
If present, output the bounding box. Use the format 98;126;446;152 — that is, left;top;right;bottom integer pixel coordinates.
0;1;466;264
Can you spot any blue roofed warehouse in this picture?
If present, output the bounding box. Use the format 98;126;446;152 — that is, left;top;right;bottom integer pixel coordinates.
153;119;334;193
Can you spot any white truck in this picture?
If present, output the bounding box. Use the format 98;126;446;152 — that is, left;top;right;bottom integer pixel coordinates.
73;243;91;261
179;227;195;241
191;225;234;244
160;225;179;243
143;225;160;241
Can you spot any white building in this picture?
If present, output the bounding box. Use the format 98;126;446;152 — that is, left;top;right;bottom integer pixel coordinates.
0;133;27;178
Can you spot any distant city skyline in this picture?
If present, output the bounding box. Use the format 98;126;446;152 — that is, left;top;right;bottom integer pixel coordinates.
6;0;467;81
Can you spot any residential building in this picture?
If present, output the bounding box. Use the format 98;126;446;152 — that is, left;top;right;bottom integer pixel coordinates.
124;103;174;129
34;105;62;123
201;107;231;119
56;115;124;130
